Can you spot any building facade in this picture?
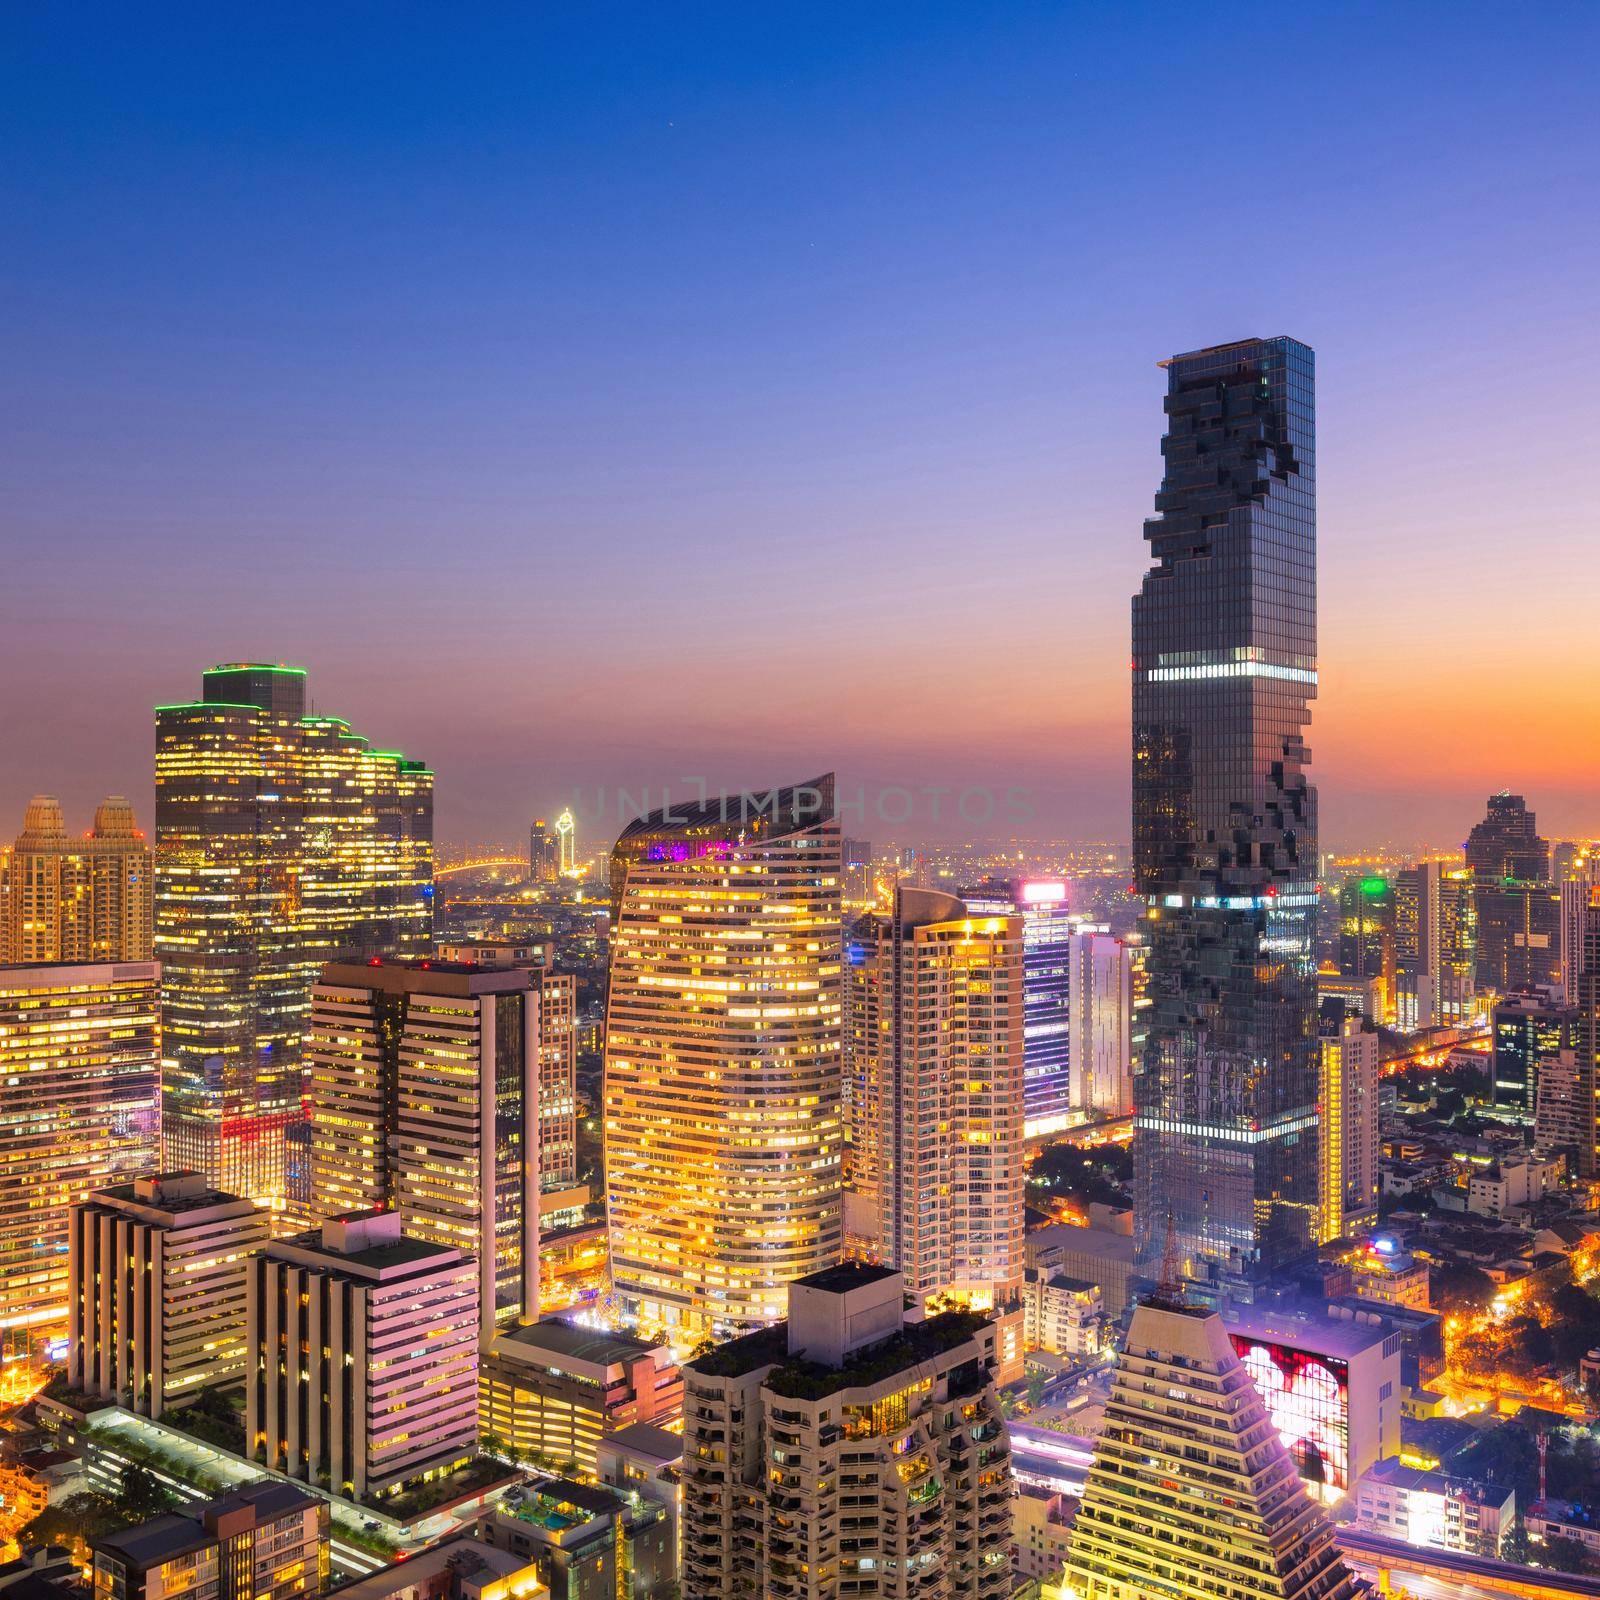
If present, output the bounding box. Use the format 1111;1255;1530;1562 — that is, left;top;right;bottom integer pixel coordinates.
1057;1297;1359;1600
681;1263;1015;1600
91;1482;329;1600
2;795;153;964
247;1211;479;1503
1393;862;1476;1031
306;959;539;1340
604;777;843;1339
0;959;160;1337
1131;336;1321;1301
479;1320;682;1477
845;887;1025;1307
156;663;432;1204
1467;793;1560;995
1068;928;1133;1120
1318;1010;1380;1240
69;1171;267;1417
1353;1459;1512;1558
1491;989;1574;1116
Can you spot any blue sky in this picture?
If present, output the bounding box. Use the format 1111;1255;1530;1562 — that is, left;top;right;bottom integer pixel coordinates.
4;3;1598;846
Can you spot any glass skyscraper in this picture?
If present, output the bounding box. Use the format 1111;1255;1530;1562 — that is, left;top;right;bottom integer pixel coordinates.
1131;337;1320;1302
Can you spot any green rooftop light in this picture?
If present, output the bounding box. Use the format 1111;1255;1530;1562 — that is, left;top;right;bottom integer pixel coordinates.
1361;877;1387;895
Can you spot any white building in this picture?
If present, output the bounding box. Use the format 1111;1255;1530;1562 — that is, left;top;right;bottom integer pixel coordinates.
1022;1271;1106;1359
69;1171;267;1418
1068;930;1133;1118
247;1210;480;1503
1354;1459;1513;1557
1467;1153;1561;1218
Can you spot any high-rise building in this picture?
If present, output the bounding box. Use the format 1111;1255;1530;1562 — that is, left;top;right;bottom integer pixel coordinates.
1055;1296;1359;1600
1336;874;1395;1022
1572;890;1600;1178
1131;336;1320;1301
528;820;559;884
1466;792;1559;994
1559;848;1600;995
2;795;153;964
681;1263;1015;1600
1317;1009;1380;1241
604;776;843;1340
1393;862;1476;1031
69;1171;267;1418
1491;989;1575;1116
0;959;160;1337
1068;927;1134;1119
1536;1049;1587;1155
156;663;433;1203
247;1210;479;1503
844;888;1024;1307
959;880;1075;1136
554;810;578;877
305;958;539;1341
91;1482;329;1600
842;837;875;907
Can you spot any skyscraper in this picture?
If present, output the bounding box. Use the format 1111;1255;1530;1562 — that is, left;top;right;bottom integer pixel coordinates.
0;960;160;1337
1068;927;1134;1119
844;888;1024;1307
958;880;1075;1136
2;795;153;964
1336;874;1395;1020
1131;337;1320;1301
1393;861;1476;1030
305;957;539;1341
155;663;432;1203
1466;792;1560;994
604;776;843;1340
1055;1296;1359;1600
528;819;559;884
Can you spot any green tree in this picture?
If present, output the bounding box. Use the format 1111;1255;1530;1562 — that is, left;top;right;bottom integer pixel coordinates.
1538;1533;1591;1575
118;1463;175;1523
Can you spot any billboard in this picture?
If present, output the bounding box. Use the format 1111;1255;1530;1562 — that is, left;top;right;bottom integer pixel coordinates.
1229;1333;1350;1502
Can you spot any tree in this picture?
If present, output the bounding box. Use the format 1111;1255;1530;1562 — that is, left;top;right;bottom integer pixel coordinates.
1432;1261;1495;1316
118;1463;175;1523
1502;1519;1531;1565
1538;1533;1591;1575
1026;1371;1047;1410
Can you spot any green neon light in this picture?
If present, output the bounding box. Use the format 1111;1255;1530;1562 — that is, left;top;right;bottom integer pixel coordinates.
1361;877;1387;895
206;663;307;675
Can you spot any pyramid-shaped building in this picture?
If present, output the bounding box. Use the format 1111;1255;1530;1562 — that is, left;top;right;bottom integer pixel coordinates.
1053;1296;1360;1600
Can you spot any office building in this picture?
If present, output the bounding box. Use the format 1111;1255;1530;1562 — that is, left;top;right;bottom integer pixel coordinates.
431;946;579;1196
1491;988;1575;1115
1467;792;1559;994
1559;850;1600;994
1353;1459;1513;1558
0;959;159;1336
1057;1296;1358;1600
479;1320;681;1477
1394;862;1476;1031
959;880;1075;1136
1221;1305;1401;1506
1319;1009;1380;1240
1068;927;1133;1119
528;821;559;885
1336;874;1395;1022
247;1211;479;1503
604;776;843;1339
842;837;875;907
69;1171;267;1418
1576;894;1600;1177
2;795;153;963
156;663;432;1202
1131;336;1321;1301
306;958;538;1340
681;1263;1015;1600
479;1478;674;1600
845;887;1024;1306
92;1482;329;1600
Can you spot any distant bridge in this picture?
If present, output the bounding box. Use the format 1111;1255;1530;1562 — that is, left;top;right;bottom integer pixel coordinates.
435;857;526;878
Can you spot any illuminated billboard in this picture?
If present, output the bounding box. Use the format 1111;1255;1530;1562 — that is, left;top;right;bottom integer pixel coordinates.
1229;1333;1350;1502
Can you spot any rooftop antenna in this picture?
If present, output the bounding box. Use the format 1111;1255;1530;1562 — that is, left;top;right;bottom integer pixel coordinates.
1157;1207;1184;1304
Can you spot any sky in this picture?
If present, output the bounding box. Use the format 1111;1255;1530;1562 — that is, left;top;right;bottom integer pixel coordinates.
3;3;1598;851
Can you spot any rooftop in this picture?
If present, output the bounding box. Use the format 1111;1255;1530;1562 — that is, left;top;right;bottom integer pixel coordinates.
764;1309;989;1401
600;1421;682;1467
494;1318;664;1369
1224;1305;1394;1360
793;1261;902;1296
93;1513;211;1570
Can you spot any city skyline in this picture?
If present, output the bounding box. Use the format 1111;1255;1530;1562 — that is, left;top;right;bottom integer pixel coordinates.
6;7;1599;847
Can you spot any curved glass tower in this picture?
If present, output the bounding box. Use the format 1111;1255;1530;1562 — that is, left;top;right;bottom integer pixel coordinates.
604;775;843;1339
1131;337;1319;1302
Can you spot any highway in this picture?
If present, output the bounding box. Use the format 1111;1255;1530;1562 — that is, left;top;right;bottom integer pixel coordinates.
1336;1528;1600;1600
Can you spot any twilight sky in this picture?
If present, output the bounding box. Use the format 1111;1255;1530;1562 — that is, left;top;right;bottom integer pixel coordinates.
4;4;1598;850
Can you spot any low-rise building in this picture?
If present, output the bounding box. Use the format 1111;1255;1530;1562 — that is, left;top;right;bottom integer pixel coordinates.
477;1479;674;1600
1347;1238;1432;1311
0;1544;84;1600
69;1173;266;1419
1467;1154;1562;1219
91;1481;328;1600
1353;1458;1513;1557
1025;1224;1137;1319
478;1321;681;1477
1011;1485;1074;1583
595;1424;681;1577
1526;1499;1600;1558
324;1538;547;1600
